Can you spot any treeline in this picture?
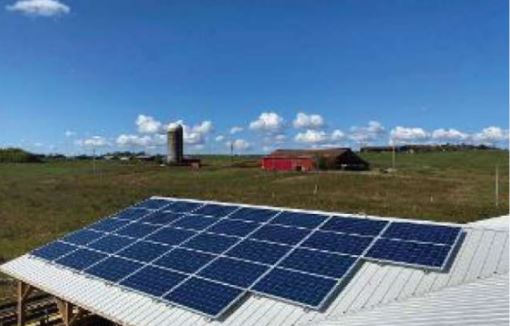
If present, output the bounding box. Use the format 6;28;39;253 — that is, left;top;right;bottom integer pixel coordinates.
361;143;501;153
0;148;44;163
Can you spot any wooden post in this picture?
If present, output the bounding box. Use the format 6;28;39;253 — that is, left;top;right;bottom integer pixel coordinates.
56;298;76;326
17;281;33;326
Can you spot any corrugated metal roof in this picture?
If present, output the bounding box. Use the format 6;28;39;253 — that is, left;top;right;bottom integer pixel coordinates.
1;208;508;326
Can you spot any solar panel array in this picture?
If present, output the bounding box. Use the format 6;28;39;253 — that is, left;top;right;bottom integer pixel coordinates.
31;197;463;319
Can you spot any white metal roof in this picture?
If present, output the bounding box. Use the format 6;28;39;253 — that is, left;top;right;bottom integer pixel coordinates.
1;200;508;326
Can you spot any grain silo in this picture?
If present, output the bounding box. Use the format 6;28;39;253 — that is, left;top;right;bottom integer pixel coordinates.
167;124;184;164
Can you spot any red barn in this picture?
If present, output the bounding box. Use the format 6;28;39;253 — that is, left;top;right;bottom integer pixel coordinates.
262;148;369;172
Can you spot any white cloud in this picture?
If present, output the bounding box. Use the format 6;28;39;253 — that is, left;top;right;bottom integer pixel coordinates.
228;139;251;151
6;0;70;16
293;112;324;129
116;134;153;147
166;120;214;145
295;129;328;144
249;112;285;133
431;128;469;143
330;129;345;141
349;121;386;144
472;126;508;145
76;136;109;148
136;114;163;134
215;135;225;142
230;126;244;134
64;130;76;137
274;134;287;143
390;126;429;144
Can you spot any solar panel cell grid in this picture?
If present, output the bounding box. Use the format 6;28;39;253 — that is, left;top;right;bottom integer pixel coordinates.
172;215;217;231
32;241;77;260
320;217;388;236
140;211;184;226
182;233;239;254
302;231;373;255
382;222;461;245
55;249;107;271
154;248;216;273
250;224;310;245
87;235;135;254
117;241;170;262
227;207;279;223
86;257;143;282
208;219;260;237
280;248;357;279
120;266;187;297
271;212;329;229
192;204;238;218
115;208;151;220
115;222;159;238
252;268;337;308
164;277;244;317
146;227;196;246
62;229;104;245
198;257;269;288
168;201;203;213
134;199;172;210
88;218;129;232
225;239;292;265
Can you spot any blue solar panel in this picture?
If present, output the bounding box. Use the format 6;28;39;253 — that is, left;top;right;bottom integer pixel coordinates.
321;217;388;236
365;238;452;269
193;204;238;218
154;248;216;273
146;227;196;246
382;222;461;245
117;241;170;262
199;257;269;288
86;256;143;282
87;235;135;254
182;233;239;254
120;266;187;297
280;248;357;279
225;239;292;265
88;218;129;232
271;212;329;229
228;207;279;222
208;219;260;237
252;268;337;308
115;208;151;220
55;249;107;271
250;224;310;245
168;201;203;213
302;231;373;255
133;199;172;210
164;277;244;318
32;241;77;260
115;222;159;238
62;229;104;245
172;215;217;231
140;211;184;226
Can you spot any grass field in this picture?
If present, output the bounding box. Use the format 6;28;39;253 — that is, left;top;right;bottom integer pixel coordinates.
0;150;508;299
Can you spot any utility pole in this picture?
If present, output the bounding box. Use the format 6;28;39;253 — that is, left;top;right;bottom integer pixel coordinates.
230;141;234;163
392;144;396;170
495;164;499;207
92;147;96;175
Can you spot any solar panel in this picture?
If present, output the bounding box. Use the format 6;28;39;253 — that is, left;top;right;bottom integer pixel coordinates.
154;248;216;273
164;277;244;318
55;248;107;271
250;224;310;245
365;238;453;269
280;248;357;279
382;222;461;245
86;256;143;282
228;207;279;222
198;257;269;288
302;231;373;255
182;233;239;254
28;197;465;319
225;239;292;265
208;219;260;237
252;268;337;308
321;216;388;236
120;266;187;297
32;241;77;260
271;211;329;229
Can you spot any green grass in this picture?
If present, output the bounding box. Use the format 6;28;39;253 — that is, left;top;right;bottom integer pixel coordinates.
0;151;508;299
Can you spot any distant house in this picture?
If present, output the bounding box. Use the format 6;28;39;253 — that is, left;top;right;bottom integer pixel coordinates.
262;148;369;172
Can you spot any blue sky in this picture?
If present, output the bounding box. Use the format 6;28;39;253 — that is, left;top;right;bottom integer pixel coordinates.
0;0;508;154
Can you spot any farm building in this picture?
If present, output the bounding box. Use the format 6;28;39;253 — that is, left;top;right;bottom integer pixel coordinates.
262;148;369;171
0;197;508;326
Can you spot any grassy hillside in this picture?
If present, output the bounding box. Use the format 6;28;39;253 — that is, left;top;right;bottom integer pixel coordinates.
0;150;508;299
